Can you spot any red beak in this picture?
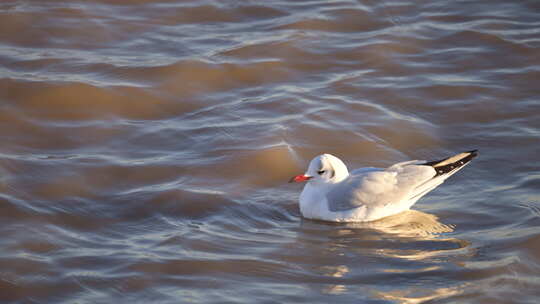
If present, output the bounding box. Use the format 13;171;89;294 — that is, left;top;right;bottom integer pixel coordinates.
289;174;312;183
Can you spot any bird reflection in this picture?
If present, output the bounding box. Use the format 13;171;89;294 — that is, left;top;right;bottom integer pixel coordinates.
316;265;349;295
370;283;470;304
297;210;470;300
300;209;455;239
344;209;454;237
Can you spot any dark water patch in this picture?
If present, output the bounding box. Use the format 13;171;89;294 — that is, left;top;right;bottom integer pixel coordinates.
1;79;198;121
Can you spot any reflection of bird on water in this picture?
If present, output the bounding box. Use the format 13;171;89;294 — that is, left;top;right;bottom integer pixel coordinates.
296;209;470;298
298;208;470;266
356;209;454;237
301;209;454;239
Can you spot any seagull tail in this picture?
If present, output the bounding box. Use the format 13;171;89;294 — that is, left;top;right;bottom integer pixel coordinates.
406;150;479;205
423;150;478;177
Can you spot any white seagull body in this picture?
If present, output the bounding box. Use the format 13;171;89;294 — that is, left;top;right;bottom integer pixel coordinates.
290;150;478;222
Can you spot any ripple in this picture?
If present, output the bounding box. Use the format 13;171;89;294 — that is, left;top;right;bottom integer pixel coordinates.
1;0;539;303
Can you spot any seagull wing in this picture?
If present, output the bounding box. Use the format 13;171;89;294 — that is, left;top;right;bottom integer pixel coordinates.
326;150;478;212
326;160;436;212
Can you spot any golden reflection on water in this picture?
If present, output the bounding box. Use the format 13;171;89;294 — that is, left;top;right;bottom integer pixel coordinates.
365;211;474;263
305;210;472;299
355;210;454;236
317;265;349;295
370;283;470;304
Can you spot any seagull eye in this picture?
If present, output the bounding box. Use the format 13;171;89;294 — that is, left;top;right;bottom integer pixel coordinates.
317;170;326;175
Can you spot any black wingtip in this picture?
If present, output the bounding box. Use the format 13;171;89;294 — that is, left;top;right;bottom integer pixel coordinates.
467;149;479;158
425;149;478;177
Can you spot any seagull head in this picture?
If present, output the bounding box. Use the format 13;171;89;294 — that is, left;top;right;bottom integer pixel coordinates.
289;153;349;184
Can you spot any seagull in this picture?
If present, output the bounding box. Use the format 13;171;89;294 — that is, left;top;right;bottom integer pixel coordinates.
289;150;478;222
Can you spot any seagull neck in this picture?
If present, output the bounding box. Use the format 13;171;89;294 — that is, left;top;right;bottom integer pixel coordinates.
331;171;349;183
328;157;349;183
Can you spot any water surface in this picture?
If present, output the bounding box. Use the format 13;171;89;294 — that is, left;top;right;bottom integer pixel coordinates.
1;0;539;303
